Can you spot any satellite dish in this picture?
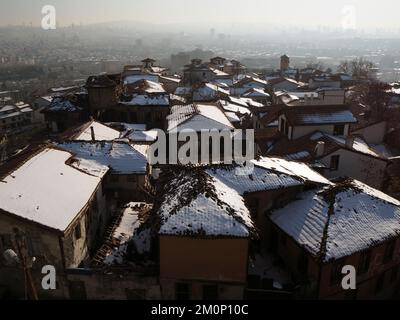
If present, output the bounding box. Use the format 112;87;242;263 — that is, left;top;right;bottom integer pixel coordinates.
3;249;19;266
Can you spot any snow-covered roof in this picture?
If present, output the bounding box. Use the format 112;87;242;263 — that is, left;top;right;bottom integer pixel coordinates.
253;157;333;186
283;106;357;125
157;167;255;238
46;97;82;112
218;100;251;115
0;148;104;231
125;80;166;94
242;88;270;98
57;141;148;176
104;202;152;265
271;179;400;262
127;130;158;142
309;132;384;159
174;87;192;95
120;94;169;106
167;103;234;132
225;111;241;123
206;165;303;195
123;74;159;84
73;121;120;141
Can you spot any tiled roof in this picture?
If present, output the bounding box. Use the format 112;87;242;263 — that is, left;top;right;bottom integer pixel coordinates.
282;105;357;126
271;179;400;262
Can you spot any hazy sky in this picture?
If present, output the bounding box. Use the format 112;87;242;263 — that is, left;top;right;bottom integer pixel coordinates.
1;0;400;31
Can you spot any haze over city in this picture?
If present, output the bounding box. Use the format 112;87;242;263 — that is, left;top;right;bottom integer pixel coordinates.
1;0;400;33
2;0;400;306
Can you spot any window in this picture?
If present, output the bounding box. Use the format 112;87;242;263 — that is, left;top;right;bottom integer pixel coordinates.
202;285;218;300
330;155;340;171
358;251;371;275
110;175;119;183
74;222;82;240
175;283;190;300
384;240;396;263
333;124;345;136
26;235;42;257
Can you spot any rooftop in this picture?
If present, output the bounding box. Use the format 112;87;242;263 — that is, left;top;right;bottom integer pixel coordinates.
0;148;104;232
271;179;400;262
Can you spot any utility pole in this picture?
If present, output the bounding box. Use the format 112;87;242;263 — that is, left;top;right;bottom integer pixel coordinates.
13;228;39;300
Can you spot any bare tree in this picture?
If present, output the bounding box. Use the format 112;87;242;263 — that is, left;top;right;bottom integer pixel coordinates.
338;58;375;80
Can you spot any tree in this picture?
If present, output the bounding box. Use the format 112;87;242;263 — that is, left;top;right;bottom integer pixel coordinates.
338;58;375;80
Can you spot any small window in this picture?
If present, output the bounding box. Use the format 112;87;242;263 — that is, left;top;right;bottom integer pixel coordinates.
175;283;190;300
202;285;218;300
384;240;396;263
333;124;345;136
74;222;82;240
358;251;371;275
330;155;340;171
26;235;42;257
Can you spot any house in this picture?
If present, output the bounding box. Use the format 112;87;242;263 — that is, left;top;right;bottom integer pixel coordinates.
275;88;345;107
60;120;121;141
231;77;267;96
42;95;87;133
192;82;229;102
122;58;168;84
269;178;400;299
277;105;357;140
166;102;236;163
159;75;181;94
167;102;234;133
267;77;302;92
308;75;341;90
116;80;170;129
268;131;389;189
155;166;256;299
153;159;331;299
242;88;270;105
183;59;216;86
208;158;332;242
0;104;34;135
0;146;110;297
57;140;149;201
86;75;117;114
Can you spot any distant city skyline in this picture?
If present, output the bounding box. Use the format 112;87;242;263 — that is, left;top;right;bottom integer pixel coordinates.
1;0;400;32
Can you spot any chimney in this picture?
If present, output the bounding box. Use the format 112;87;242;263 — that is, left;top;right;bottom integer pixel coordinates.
345;135;354;149
90;126;95;141
315;141;325;157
